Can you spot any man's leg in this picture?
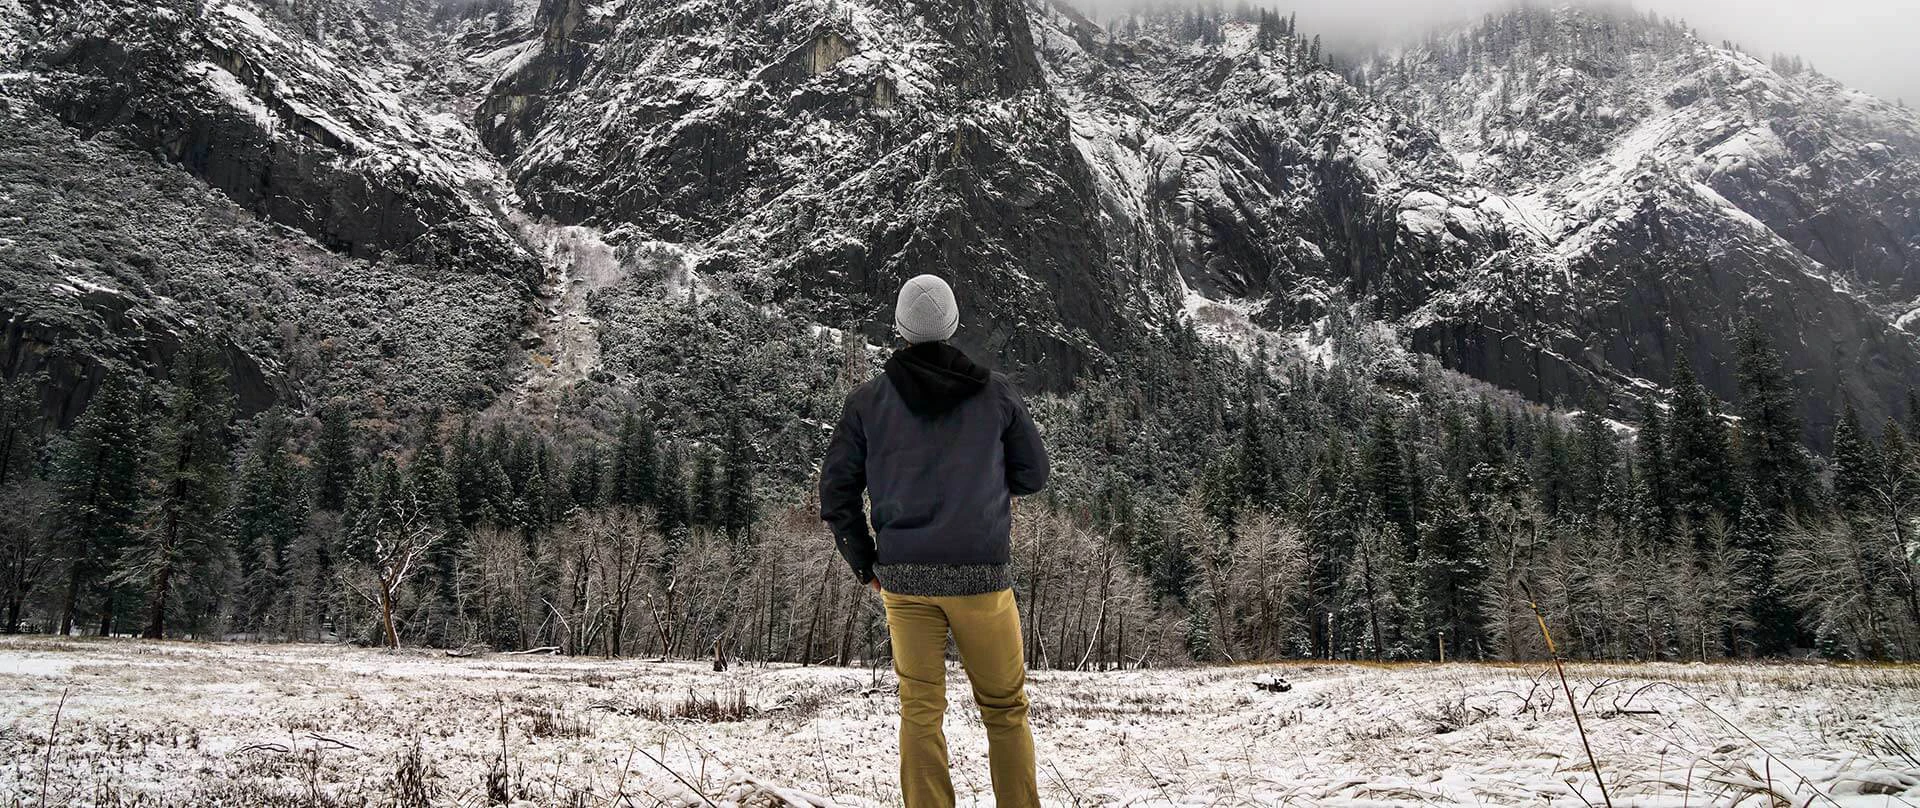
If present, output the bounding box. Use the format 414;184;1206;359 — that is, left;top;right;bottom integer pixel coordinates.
945;589;1038;808
882;591;955;808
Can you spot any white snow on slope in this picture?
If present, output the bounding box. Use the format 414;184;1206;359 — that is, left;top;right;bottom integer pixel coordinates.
3;638;1916;806
190;61;277;128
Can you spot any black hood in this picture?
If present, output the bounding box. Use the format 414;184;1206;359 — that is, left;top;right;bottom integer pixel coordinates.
884;342;990;416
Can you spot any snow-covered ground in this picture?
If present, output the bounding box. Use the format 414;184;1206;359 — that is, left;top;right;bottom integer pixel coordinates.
1;638;1917;806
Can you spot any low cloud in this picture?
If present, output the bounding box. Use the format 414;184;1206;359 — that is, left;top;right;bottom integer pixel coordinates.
1068;0;1919;106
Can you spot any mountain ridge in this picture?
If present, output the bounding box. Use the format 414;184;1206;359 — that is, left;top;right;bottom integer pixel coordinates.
2;0;1917;444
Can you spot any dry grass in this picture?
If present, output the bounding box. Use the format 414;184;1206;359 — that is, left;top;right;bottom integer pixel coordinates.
3;639;1917;806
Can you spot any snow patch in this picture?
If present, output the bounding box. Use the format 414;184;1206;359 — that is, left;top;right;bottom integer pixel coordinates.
190;61;277;128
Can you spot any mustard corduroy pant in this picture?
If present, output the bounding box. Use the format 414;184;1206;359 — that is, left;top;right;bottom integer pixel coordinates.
881;588;1038;808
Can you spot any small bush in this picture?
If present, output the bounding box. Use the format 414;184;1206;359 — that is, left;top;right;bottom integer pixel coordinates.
392;739;440;808
518;706;591;739
638;689;754;723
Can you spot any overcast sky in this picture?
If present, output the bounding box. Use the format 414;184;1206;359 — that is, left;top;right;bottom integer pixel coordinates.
1077;0;1920;106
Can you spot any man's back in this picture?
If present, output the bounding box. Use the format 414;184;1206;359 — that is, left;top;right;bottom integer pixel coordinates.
819;340;1048;592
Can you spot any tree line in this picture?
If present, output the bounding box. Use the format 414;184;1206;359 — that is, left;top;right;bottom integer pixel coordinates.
1;307;1917;667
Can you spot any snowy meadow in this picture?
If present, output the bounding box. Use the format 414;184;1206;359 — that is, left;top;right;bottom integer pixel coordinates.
2;638;1918;806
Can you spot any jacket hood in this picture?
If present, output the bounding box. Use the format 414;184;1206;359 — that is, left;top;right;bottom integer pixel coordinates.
884;342;990;416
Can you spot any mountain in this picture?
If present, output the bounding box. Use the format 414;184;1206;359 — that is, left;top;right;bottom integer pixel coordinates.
3;0;540;426
1370;7;1920;439
3;0;1918;442
480;0;1146;388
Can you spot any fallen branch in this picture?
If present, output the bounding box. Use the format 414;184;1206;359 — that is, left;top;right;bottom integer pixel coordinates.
634;745;720;808
304;733;359;751
505;646;561;656
742;775;833;808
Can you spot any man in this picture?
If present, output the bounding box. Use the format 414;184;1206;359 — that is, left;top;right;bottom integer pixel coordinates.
819;273;1049;808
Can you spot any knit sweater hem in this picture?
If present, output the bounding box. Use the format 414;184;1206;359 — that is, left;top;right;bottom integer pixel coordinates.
873;563;1013;597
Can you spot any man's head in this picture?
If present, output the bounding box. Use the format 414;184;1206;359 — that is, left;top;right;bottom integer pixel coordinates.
894;274;959;344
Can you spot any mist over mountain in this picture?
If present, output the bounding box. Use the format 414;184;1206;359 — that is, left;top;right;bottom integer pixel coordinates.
1068;0;1920;107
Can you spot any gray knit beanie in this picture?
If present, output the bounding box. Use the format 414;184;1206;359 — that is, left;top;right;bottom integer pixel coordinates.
894;274;959;344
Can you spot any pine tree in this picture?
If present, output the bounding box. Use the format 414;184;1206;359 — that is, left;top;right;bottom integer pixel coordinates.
1420;478;1486;659
1472;397;1505;478
1734;318;1810;516
0;373;48;633
656;442;689;540
450;417;490;526
135;337;235;639
612;412;658;507
1236;363;1273;511
1666;357;1735;533
567;444;605;509
691;446;719;528
1631;400;1673;544
1363;410;1416;542
719;410;756;544
519;435;555;533
230;407;306;636
52;374;146;635
409;411;457;529
1198;454;1241;534
1345;521;1412;658
1831;402;1871;511
1533;416;1573;517
1570;397;1620;518
1725;320;1809;653
1185;578;1217;662
312;403;357;512
409;412;460;637
1307;438;1364;658
0;373;40;488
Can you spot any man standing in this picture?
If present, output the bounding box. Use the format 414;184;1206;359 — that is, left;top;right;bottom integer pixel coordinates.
819;274;1048;807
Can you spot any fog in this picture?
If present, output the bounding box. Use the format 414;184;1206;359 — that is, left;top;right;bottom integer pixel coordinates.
1069;0;1920;106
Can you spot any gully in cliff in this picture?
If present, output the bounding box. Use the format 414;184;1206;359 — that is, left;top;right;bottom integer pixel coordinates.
819;274;1050;808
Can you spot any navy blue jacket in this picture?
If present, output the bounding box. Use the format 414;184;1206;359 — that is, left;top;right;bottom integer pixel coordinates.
818;342;1049;583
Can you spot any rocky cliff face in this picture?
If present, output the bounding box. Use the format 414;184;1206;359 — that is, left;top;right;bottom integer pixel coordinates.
474;0;1920;434
1370;6;1920;436
1;0;536;420
23;0;536;276
477;0;1143;388
5;0;1919;437
1036;3;1920;436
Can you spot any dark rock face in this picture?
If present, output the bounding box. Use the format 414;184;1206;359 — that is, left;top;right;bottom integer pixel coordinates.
473;0;596;160
1698;111;1920;295
473;0;1920;421
1;295;276;428
481;0;1141;388
9;0;1920;437
1;2;537;425
1409;179;1920;442
24;0;536;281
1372;6;1920;435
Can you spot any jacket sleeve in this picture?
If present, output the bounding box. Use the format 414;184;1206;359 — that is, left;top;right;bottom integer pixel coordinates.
1001;382;1050;497
819;392;876;583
